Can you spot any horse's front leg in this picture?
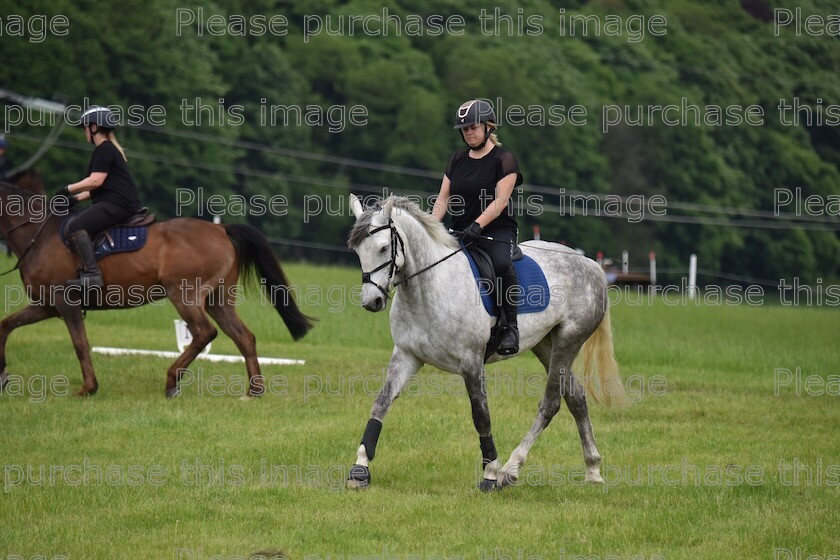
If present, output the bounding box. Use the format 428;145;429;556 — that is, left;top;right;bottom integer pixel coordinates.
347;347;422;489
54;300;99;396
0;304;60;392
462;362;502;491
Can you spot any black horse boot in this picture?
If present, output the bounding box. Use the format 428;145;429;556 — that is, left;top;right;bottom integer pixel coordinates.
497;265;519;355
66;230;104;291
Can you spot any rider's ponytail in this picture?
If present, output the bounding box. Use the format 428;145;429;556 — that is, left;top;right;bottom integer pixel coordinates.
107;131;127;161
487;123;502;147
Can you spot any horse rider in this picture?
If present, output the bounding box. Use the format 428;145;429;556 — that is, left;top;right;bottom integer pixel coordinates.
56;105;142;290
432;99;524;355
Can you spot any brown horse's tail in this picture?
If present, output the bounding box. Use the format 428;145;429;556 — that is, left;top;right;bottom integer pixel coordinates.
224;224;314;340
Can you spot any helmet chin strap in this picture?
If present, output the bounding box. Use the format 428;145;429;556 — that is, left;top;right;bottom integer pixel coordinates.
462;123;492;150
87;125;108;144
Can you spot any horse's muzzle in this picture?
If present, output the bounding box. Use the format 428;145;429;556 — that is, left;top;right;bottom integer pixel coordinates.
363;295;386;312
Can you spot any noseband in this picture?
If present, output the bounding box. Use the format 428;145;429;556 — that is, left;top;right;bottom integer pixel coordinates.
360;218;405;300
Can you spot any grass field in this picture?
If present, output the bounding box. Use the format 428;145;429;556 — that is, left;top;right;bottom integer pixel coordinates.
1;252;838;560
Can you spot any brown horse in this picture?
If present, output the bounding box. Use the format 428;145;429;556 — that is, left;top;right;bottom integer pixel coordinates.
0;181;313;397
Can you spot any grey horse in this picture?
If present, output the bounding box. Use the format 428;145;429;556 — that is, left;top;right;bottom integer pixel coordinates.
346;194;626;490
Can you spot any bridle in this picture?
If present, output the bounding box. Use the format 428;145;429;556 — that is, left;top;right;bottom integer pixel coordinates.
360;218;405;300
0;212;54;276
359;217;469;301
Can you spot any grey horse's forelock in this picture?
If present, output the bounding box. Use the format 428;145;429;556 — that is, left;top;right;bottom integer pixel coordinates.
347;207;378;249
347;196;458;250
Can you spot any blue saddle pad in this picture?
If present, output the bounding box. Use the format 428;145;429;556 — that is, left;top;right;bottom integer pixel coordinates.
61;220;149;261
93;226;148;261
464;249;550;315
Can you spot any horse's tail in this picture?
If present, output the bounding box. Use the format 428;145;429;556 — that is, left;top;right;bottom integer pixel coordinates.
224;223;314;340
575;304;628;408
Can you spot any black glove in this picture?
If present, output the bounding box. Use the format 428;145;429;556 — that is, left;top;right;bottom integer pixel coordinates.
461;222;483;245
51;186;76;208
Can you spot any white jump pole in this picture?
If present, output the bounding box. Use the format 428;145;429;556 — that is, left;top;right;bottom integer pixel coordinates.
533;225;540;241
622;250;629;274
688;254;697;300
91;346;305;366
91;319;305;366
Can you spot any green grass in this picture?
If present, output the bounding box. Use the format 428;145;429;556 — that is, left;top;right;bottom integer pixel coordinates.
1;253;838;559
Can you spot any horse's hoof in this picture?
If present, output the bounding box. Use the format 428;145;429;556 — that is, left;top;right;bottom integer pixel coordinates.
0;371;9;393
165;387;180;399
498;473;518;487
347;464;370;489
75;387;97;397
478;478;500;492
250;379;265;397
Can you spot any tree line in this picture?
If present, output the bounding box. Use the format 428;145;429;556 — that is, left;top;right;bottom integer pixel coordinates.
2;0;838;284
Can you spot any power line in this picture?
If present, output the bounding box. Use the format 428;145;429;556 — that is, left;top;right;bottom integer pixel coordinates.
131;122;839;227
6;92;837;226
132;123;439;179
8;132;840;231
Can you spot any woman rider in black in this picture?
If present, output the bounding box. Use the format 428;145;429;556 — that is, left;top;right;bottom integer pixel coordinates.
57;105;142;290
433;99;523;355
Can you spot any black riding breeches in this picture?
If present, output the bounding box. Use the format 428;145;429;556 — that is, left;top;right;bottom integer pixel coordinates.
473;227;517;275
66;202;135;236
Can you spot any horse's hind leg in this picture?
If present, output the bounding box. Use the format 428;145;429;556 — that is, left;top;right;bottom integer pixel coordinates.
205;302;263;397
560;359;604;484
497;336;564;486
0;304;60;391
499;331;603;486
166;298;217;398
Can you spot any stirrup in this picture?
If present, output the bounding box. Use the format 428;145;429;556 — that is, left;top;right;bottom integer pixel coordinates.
497;324;519;355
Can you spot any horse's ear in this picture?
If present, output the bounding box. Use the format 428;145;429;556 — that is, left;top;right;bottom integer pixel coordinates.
350;193;364;219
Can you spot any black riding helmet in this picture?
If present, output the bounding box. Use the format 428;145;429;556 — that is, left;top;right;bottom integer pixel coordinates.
453;99;496;149
80;105;118;130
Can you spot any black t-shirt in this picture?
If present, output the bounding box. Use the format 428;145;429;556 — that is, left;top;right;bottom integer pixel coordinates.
87;141;141;211
444;146;523;232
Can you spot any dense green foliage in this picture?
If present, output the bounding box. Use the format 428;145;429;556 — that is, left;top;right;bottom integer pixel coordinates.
2;0;839;283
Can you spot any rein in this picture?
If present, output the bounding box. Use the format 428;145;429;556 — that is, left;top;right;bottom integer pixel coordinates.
1;213;54;276
360;218;467;300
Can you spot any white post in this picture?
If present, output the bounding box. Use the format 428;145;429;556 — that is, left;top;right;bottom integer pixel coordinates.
649;251;657;288
622;250;629;274
596;251;603;267
688;254;697;301
213;215;221;225
533;225;540;241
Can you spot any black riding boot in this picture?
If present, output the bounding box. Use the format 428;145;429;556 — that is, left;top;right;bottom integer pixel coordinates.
497;265;519;355
66;230;104;290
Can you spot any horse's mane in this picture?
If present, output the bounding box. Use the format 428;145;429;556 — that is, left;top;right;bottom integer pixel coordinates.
0;181;39;198
348;196;459;250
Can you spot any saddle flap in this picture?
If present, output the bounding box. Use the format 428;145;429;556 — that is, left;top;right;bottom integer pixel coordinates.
463;243;550;317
